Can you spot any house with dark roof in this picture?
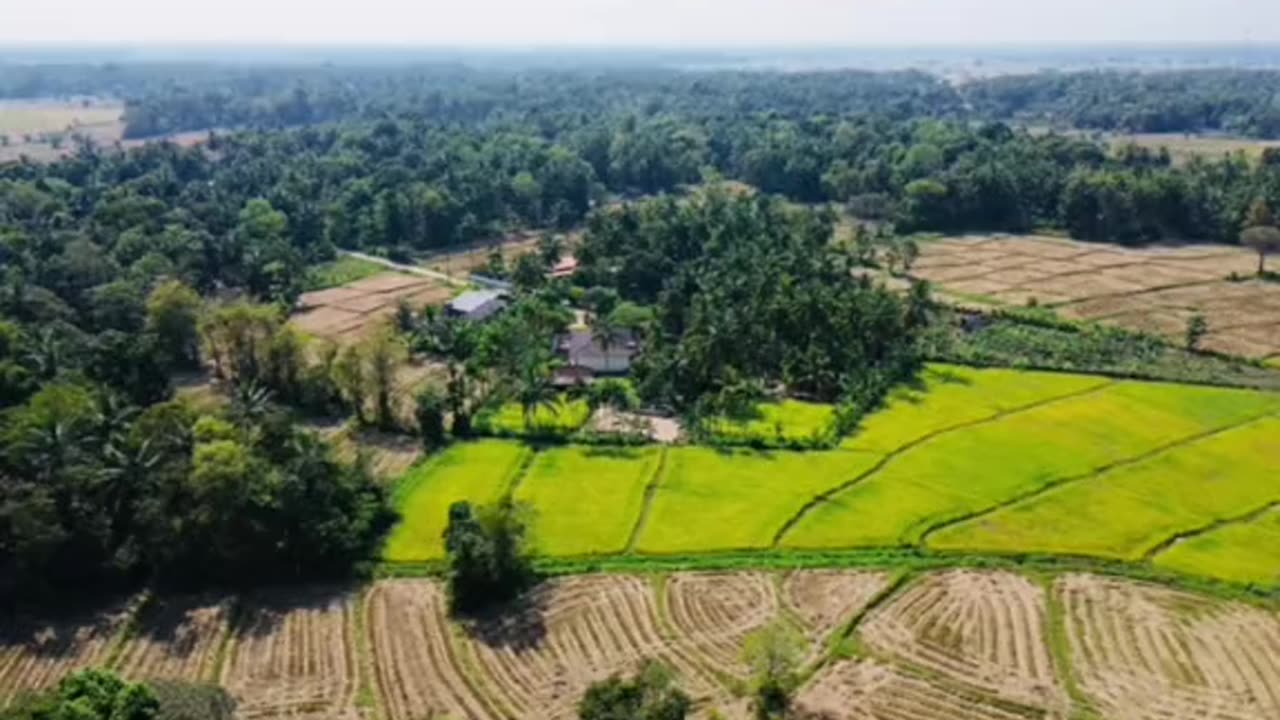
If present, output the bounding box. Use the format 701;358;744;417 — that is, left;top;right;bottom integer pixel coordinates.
552;328;641;386
446;289;508;321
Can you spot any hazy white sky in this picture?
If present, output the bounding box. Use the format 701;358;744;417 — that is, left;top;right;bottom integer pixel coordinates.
5;0;1280;46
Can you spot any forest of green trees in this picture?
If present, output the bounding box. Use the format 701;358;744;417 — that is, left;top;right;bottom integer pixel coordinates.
5;59;1280;611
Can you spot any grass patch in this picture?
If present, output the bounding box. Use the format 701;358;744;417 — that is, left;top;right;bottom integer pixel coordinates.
633;447;882;554
305;256;386;290
782;381;1280;549
1152;506;1280;587
928;415;1280;560
473;397;591;438
842;364;1108;453
514;445;662;556
704;400;837;447
383;440;531;562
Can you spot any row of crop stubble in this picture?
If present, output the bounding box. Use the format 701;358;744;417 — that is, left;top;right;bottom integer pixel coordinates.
383;365;1280;587
6;570;1278;720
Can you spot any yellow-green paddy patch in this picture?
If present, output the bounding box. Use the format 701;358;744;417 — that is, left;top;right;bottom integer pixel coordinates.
383;440;531;562
514;445;662;556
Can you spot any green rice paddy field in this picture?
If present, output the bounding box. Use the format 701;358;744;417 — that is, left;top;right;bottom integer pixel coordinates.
383;364;1280;588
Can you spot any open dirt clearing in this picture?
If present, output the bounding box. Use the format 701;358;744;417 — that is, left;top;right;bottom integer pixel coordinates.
912;235;1280;358
292;271;454;345
0;99;124;164
1058;574;1280;720
220;588;361;720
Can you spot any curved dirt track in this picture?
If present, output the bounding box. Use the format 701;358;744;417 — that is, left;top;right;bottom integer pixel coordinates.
860;570;1067;713
1059;574;1280;720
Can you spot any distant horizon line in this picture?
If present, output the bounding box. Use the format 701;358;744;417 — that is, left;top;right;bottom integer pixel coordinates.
3;41;1280;51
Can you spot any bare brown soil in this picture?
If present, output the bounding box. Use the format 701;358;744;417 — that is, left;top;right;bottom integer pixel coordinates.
859;570;1066;713
914;235;1280;357
220;588;360;720
292;271;453;345
115;596;231;683
1058;574;1280;720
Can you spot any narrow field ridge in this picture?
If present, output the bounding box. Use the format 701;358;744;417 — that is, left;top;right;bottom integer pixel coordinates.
1143;500;1280;562
624;447;669;553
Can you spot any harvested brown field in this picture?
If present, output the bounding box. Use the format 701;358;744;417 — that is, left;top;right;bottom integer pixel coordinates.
859;570;1066;712
665;572;779;682
913;235;1280;358
782;570;891;649
114;596;231;683
0;602;131;704
1059;574;1280;720
292;271;454;344
463;575;721;719
367;580;498;720
797;659;1046;720
4;572;1278;719
220;588;361;720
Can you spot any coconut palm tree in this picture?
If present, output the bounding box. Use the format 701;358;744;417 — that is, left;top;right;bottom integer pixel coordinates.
516;358;559;431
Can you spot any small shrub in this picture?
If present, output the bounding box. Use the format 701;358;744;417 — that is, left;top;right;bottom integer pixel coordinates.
443;499;535;615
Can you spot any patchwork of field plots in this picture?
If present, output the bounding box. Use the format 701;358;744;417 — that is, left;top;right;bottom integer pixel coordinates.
912;234;1280;359
8;572;1275;719
291;271;455;344
385;364;1280;586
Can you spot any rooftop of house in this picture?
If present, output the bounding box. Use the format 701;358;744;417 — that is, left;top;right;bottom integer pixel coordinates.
448;289;506;313
556;328;640;357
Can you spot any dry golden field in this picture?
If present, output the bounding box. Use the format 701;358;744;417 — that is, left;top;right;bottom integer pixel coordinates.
912;234;1280;360
3;571;1278;719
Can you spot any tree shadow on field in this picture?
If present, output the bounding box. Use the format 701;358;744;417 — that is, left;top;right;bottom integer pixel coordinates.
0;604;126;660
126;592;237;659
458;582;550;654
221;582;363;643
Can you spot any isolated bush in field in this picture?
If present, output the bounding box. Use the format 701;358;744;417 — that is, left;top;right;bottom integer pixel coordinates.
578;661;691;720
742;621;805;720
443;499;534;614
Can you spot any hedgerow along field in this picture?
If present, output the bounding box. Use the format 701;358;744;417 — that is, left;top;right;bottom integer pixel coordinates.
383;364;1280;589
